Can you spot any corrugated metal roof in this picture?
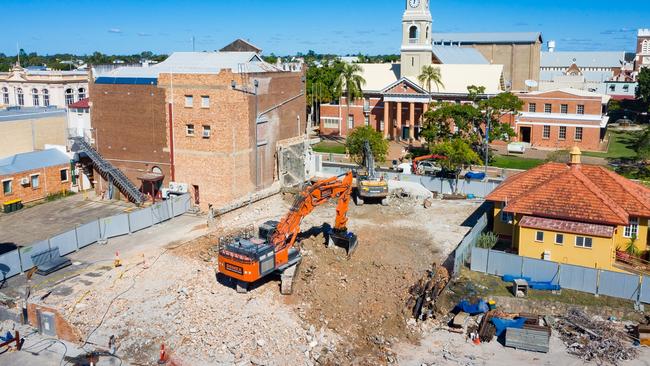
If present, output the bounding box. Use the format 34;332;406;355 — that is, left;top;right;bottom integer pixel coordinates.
0;108;66;123
431;32;542;44
0;149;70;175
106;51;281;79
541;51;626;68
432;46;488;64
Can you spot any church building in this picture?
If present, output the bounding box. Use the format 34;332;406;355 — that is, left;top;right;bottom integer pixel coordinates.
319;0;506;140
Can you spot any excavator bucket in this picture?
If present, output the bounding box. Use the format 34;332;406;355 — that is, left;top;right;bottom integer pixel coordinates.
329;230;359;256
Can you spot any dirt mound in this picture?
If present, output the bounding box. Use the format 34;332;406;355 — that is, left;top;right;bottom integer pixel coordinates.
288;226;434;365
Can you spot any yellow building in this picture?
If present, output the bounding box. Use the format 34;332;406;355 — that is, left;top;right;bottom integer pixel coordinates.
487;148;650;272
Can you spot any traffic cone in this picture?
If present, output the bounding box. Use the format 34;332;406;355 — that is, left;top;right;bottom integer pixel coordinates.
157;343;168;364
114;251;122;268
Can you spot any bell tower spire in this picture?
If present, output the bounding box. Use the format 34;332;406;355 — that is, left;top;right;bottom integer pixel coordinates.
400;0;433;78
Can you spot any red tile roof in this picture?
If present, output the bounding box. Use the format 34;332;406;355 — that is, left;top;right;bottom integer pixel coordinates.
519;216;615;238
487;162;650;226
67;98;89;109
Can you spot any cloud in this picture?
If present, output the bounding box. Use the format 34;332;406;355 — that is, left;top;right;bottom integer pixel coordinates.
108;28;122;34
137;32;152;37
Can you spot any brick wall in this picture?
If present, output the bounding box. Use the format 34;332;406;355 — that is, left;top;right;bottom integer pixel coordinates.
519;123;602;151
27;303;82;343
517;91;603;115
0;164;71;204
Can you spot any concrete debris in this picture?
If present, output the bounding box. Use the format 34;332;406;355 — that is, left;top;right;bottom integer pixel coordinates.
406;263;450;321
554;308;638;364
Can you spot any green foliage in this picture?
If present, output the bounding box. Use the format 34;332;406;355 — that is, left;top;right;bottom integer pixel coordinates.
345;126;388;164
618;235;640;257
476;232;499;249
491;155;545;170
430;138;481;192
637;68;650;105
334;63;366;103
312;141;347;155
634;126;650;161
45;190;75;202
418;65;444;92
608;99;622;112
422;102;482;144
0;49;168;71
306;60;345;104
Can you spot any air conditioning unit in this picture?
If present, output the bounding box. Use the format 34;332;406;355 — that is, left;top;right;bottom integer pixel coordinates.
161;188;170;199
169;182;178;192
20;177;30;185
176;183;189;194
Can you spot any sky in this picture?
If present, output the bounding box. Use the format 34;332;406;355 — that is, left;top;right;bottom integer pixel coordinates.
2;0;649;56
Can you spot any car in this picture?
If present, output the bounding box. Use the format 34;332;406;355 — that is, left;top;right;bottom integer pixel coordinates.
416;161;442;175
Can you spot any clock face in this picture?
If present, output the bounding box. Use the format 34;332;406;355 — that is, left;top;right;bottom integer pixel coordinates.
409;0;420;8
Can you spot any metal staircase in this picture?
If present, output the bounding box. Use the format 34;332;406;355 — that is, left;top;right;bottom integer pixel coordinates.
71;137;146;205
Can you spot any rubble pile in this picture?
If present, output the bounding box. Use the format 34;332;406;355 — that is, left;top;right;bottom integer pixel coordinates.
554;308;638;364
405;263;450;321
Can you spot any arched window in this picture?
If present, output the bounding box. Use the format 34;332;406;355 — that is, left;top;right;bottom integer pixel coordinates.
42;89;49;107
409;25;419;41
65;88;74;105
16;88;24;106
643;40;650;54
78;87;86;100
32;88;39;106
1;87;8;105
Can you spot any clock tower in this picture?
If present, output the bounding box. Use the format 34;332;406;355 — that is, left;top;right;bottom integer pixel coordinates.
400;0;433;78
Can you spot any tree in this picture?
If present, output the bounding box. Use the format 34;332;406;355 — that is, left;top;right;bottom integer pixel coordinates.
633;126;650;161
334;63;366;127
637;68;650;105
418;65;443;92
476;232;498;249
430;138;481;193
345;126;389;164
422;103;482;144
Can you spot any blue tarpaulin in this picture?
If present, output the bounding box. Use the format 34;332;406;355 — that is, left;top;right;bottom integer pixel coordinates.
455;300;489;315
502;274;532;282
501;275;561;291
492;317;527;337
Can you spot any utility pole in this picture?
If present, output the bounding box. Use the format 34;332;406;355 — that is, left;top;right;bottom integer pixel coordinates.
484;102;491;176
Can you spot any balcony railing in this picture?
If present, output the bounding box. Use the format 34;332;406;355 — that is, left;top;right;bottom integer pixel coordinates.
614;251;650;275
408;38;418;44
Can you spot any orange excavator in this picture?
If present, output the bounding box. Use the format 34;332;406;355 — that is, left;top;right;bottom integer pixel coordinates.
217;172;358;294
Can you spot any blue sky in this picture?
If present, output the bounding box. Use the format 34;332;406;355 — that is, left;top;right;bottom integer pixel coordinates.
3;0;648;56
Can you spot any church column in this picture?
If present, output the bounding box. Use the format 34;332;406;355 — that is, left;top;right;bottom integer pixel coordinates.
409;102;415;141
383;100;390;139
396;101;402;140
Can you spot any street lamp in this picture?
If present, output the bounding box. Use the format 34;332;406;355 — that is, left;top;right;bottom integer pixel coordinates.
232;79;260;189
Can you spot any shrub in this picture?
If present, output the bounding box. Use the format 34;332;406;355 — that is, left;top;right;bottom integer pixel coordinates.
476;232;498;249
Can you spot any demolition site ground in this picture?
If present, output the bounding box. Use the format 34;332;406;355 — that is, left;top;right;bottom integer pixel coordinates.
14;193;479;365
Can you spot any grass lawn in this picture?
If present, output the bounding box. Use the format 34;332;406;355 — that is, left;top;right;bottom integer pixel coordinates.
312;141;347;155
582;130;638;159
490;155;545;170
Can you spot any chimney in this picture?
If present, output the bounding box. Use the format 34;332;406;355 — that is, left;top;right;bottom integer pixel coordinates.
569;146;582;166
547;40;556;53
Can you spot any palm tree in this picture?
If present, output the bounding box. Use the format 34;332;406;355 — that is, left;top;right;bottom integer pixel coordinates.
418;65;444;93
334;63;366;131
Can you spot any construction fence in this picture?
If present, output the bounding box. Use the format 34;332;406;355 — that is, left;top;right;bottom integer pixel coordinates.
470;247;650;304
319;165;502;198
0;194;191;280
452;213;488;277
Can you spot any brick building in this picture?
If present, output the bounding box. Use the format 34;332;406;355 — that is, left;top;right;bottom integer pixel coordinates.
0;149;71;205
512;89;610;151
89;42;306;210
635;29;650;72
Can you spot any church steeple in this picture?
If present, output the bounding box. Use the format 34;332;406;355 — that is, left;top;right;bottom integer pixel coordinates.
400;0;433;78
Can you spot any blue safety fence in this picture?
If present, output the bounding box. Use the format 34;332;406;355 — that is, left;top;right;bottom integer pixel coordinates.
0;194;192;279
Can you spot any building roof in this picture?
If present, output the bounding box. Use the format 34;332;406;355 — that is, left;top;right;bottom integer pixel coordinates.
67;98;89;109
540;51;626;68
487;161;650;225
219;39;262;53
519;88;611;104
432;45;489;64
0;149;70;176
431;32;542;44
103;51;281;79
0;107;66;123
519;216;615;238
356;63;503;94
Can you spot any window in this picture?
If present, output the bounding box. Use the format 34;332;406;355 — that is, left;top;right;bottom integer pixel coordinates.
364;115;370;126
60;169;68;182
577;105;585;115
184;95;193;107
380;120;385;131
643;40;650;54
575;236;593;248
555;233;564;245
543;125;550;139
575;127;583;141
500;209;514;223
32;88;39;106
17;88;24;106
186;124;195;136
560;104;568;114
65;88;74;105
1;87;8;105
559;126;567;140
2;180;11;195
78;88;86;100
609;85;616;92
42;89;49;106
544;103;552;113
624;217;639;238
202;125;211;139
323;118;339;129
30;174;39;189
408;25;418;40
201;96;210;108
528;103;537;112
535;231;544;242
347;115;354;129
622;85;629;92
